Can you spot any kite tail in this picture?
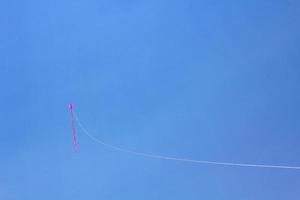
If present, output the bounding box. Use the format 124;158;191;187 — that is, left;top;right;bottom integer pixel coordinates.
69;104;78;153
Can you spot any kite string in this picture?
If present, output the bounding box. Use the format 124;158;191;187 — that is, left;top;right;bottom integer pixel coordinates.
74;112;300;170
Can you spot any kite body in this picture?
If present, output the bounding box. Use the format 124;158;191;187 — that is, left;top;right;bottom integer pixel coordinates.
69;103;74;110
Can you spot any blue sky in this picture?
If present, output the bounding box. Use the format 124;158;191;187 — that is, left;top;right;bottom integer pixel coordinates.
1;0;300;199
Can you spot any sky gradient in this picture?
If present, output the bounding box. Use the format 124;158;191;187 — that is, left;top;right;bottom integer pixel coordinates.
1;0;300;199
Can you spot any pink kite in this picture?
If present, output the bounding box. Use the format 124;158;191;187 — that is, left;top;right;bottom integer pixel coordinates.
69;103;78;153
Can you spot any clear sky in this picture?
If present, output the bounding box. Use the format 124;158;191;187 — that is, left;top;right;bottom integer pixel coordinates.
1;0;300;199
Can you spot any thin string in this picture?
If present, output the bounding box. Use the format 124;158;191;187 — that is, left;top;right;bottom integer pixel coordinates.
74;112;300;170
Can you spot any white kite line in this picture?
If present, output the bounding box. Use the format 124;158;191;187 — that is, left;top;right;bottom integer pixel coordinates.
74;112;300;170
